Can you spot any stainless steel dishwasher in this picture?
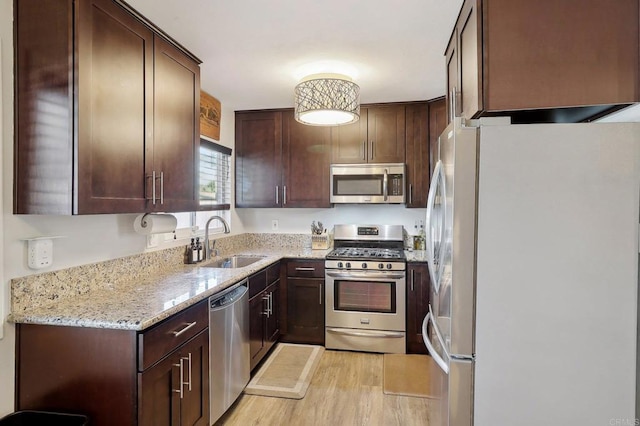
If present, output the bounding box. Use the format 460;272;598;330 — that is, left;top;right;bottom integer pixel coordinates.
209;280;250;424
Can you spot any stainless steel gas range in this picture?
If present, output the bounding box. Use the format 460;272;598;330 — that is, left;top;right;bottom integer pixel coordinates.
325;224;406;354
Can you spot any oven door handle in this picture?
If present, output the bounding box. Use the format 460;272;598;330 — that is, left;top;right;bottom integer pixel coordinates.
326;327;404;338
326;271;405;280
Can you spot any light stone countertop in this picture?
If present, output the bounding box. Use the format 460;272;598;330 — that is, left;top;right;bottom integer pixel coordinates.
405;250;429;263
9;246;329;331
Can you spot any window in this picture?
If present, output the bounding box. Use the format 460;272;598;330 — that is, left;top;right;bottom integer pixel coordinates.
199;139;231;209
170;139;232;237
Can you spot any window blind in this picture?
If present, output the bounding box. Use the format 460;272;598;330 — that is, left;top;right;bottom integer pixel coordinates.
199;139;231;210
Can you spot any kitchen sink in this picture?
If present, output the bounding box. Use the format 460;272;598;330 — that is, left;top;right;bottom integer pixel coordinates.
202;255;266;269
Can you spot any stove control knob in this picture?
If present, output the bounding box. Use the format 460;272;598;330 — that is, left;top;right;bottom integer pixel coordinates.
378;263;384;269
345;262;351;269
362;262;367;269
386;263;393;270
337;262;343;268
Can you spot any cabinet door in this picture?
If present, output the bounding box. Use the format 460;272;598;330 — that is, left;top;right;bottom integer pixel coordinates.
330;108;369;164
484;0;638;112
235;111;283;207
445;32;458;122
367;105;405;163
282;111;331;207
76;0;153;213
406;264;430;354
284;278;325;345
264;282;280;347
138;350;182;426
249;293;267;370
428;98;447;178
458;0;482;120
152;36;200;212
179;330;209;426
139;330;209;426
405;103;429;208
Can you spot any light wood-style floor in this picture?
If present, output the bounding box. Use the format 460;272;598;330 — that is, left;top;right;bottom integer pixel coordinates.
216;350;436;426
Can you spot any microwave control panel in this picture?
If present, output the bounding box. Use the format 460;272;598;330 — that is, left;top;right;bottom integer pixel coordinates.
389;174;404;195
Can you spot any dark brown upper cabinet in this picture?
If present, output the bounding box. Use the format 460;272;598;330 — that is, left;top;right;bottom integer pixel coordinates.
331;105;406;164
405;98;446;208
235;109;331;208
14;0;201;214
446;0;640;123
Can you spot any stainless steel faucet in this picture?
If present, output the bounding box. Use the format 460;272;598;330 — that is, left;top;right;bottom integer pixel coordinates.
204;215;231;259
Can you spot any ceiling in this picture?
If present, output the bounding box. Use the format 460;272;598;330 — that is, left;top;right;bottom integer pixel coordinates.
127;0;464;111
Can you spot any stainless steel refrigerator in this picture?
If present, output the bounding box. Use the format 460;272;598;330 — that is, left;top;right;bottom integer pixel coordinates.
423;117;640;426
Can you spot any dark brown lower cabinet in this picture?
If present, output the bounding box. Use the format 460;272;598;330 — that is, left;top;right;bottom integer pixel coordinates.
284;278;325;345
16;299;209;426
138;330;209;426
249;279;280;371
406;263;431;354
281;260;325;345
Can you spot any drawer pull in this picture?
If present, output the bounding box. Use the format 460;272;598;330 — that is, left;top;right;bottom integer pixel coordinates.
172;321;197;337
295;267;315;272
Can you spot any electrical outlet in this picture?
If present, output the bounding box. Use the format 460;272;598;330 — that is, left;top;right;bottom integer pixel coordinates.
271;219;279;231
28;239;53;270
146;234;160;248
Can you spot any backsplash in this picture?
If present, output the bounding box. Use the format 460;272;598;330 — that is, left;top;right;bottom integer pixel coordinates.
11;233;313;313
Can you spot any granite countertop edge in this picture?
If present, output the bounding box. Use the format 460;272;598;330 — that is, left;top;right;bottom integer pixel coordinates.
10;248;427;331
9;248;329;331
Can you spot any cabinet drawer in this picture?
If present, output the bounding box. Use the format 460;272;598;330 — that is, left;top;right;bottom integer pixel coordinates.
248;269;267;299
138;299;208;371
286;260;324;278
267;261;281;285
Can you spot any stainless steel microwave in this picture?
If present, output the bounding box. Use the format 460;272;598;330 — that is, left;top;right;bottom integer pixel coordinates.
330;163;406;204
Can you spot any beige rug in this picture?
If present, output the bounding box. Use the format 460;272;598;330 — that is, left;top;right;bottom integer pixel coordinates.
244;343;325;399
383;353;440;398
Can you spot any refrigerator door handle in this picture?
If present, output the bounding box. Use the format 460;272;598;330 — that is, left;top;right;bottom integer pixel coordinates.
425;160;445;294
422;309;449;374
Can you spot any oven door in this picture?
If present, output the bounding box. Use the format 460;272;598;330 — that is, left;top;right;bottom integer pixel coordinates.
325;269;405;331
325;269;406;353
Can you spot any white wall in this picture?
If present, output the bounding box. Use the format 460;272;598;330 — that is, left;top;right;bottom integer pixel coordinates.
0;0;423;414
237;205;424;235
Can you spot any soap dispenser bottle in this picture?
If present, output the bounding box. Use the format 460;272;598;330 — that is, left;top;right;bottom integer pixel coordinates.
196;237;203;262
190;238;198;264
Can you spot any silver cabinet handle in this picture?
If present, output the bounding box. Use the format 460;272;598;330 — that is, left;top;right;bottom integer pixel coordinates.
270;292;273;315
409;184;413;204
160;171;164;205
362;141;366;160
283;185;287;205
295;267;315;272
262;294;270;317
172;321;197;337
319;283;322;305
370;140;374;160
152;170;157;204
182;353;192;392
275;186;279;205
172;358;184;399
411;269;415;291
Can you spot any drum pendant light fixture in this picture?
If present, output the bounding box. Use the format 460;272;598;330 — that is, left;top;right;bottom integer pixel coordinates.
294;73;360;126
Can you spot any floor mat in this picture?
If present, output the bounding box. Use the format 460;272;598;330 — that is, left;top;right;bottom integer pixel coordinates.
383;353;440;398
244;343;325;399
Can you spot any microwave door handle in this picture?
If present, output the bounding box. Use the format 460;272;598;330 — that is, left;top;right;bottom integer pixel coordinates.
383;168;388;201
